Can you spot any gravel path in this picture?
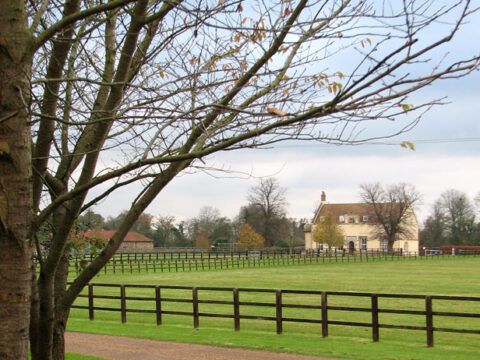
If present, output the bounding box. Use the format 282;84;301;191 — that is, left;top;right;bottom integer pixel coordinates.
66;332;343;360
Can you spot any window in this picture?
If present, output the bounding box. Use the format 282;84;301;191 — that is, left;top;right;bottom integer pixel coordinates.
381;240;388;252
319;216;325;222
362;215;369;222
348;217;355;223
339;215;345;223
360;236;367;250
317;243;323;251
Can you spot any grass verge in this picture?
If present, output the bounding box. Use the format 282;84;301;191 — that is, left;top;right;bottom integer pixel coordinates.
67;256;480;360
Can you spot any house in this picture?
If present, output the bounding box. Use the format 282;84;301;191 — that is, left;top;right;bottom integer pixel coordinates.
304;192;419;253
84;230;154;251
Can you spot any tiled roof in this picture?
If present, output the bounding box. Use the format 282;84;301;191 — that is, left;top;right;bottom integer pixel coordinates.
314;203;372;223
84;230;153;243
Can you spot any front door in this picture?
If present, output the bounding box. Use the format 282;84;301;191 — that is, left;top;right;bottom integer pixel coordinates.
348;241;355;254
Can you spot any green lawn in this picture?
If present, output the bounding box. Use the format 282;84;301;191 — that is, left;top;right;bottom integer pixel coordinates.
66;355;106;360
67;256;480;360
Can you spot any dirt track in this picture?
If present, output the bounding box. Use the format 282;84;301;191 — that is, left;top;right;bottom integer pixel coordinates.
66;332;343;360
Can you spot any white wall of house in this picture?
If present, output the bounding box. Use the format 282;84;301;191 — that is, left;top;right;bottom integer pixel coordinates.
305;204;419;252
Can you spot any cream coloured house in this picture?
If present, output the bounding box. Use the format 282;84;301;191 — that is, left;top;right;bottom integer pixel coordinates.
305;192;419;253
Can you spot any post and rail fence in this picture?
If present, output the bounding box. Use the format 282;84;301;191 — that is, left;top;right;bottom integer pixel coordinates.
71;282;480;348
63;250;479;276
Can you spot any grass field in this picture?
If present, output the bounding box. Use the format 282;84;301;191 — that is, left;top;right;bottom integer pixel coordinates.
67;256;480;360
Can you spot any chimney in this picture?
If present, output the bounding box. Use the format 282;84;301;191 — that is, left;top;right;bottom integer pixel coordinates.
321;191;326;203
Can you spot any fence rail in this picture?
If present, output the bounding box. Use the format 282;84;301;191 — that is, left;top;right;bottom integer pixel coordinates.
71;282;480;347
67;251;479;276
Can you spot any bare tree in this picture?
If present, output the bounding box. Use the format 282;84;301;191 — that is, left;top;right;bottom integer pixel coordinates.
187;206;233;247
360;183;421;252
421;202;447;246
247;178;288;246
437;189;476;245
1;0;479;359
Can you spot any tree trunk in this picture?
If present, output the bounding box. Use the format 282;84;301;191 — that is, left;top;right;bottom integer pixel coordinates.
31;210;75;360
52;249;72;360
31;251;72;360
0;2;33;359
52;308;70;360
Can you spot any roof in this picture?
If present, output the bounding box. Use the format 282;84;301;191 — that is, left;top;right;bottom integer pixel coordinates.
313;203;372;223
84;230;153;243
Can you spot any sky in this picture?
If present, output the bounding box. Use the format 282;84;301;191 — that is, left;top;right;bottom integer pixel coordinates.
90;2;480;226
93;71;480;225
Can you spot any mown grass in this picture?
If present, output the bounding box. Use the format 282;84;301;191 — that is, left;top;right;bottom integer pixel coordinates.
67;256;480;360
66;354;107;360
30;353;106;360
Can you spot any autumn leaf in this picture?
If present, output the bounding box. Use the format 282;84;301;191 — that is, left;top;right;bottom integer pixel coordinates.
400;103;414;112
242;17;248;25
285;8;291;16
401;141;415;151
184;15;187;24
237;3;243;12
267;107;287;117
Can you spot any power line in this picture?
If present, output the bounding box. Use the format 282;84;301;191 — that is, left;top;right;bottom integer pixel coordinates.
273;138;480;148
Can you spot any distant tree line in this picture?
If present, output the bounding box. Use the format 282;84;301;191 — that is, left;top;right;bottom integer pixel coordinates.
420;190;480;246
77;178;306;250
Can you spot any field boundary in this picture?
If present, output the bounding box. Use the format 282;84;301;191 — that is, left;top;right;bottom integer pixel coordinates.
68;251;479;276
71;282;480;347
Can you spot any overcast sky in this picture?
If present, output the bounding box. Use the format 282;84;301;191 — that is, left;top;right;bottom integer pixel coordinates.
90;5;480;226
93;71;480;225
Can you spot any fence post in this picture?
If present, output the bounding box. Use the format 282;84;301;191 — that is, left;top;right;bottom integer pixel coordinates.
120;285;126;323
321;291;328;337
371;294;379;342
88;284;94;321
426;296;434;347
193;287;199;328
155;286;162;325
233;288;240;331
276;290;283;334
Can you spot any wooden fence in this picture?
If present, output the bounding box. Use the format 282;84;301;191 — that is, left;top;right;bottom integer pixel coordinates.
69;251;478;276
71;283;480;347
